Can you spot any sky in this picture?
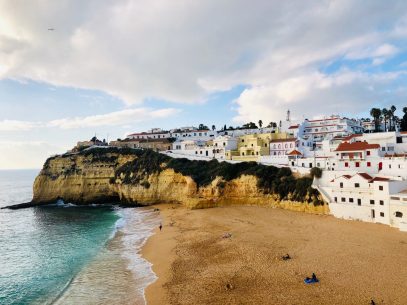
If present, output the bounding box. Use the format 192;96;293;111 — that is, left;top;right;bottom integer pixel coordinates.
1;0;407;169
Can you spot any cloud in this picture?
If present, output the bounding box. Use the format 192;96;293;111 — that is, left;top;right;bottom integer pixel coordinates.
48;107;180;129
0;0;407;119
0;120;42;131
234;70;406;124
0;108;180;130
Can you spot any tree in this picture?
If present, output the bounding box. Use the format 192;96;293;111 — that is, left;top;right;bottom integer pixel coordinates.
242;122;258;129
382;108;389;131
258;120;263;128
400;107;407;132
198;123;209;130
370;108;382;132
212;125;216;131
390;105;397;131
224;124;227;131
310;167;322;179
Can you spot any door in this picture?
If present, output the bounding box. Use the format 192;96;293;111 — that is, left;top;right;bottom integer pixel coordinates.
371;209;375;219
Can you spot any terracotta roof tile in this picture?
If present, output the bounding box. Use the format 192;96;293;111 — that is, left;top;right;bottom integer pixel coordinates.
335;141;380;152
369;177;390;182
269;138;296;143
357;173;373;180
287;149;302;156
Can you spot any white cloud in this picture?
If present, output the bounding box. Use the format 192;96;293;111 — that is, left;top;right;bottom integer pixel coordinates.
48;107;180;129
234;70;406;124
0;0;407;122
0;108;179;131
0;120;42;131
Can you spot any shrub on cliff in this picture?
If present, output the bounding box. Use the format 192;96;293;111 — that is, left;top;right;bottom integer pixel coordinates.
310;167;322;179
51;147;322;205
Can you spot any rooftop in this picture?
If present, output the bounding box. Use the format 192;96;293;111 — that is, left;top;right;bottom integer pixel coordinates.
335;141;380;152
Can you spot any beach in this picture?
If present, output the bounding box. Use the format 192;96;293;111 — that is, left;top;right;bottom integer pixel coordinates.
142;204;407;305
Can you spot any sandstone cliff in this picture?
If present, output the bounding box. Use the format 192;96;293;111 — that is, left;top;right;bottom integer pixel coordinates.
32;148;328;214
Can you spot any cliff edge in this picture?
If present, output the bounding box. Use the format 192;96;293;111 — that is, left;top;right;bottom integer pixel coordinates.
32;147;328;213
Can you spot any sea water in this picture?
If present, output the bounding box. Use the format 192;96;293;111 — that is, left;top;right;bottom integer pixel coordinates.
0;170;160;305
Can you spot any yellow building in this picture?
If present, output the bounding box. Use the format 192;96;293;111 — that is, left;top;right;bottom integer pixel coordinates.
226;132;291;161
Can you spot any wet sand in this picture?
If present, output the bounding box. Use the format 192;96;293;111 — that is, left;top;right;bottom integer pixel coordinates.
143;204;407;305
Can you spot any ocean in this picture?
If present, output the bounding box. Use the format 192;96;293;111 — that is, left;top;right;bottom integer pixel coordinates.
0;170;160;305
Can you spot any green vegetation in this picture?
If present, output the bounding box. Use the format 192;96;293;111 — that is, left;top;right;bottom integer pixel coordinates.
42;147;323;205
310;167;322;179
111;149;323;205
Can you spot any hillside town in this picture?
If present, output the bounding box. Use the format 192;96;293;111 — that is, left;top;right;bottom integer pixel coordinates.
73;107;407;232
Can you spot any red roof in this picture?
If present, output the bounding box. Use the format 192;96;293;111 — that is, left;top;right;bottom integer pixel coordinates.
357;173;373;180
288;125;299;129
287;149;302;156
270;138;297;143
335;141;380;152
370;177;390;182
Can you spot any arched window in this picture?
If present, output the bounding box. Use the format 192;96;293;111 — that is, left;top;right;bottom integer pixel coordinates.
395;211;403;218
278;144;281;148
273;144;276;149
285;144;287;148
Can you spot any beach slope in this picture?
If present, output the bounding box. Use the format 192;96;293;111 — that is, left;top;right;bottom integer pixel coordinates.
143;205;407;305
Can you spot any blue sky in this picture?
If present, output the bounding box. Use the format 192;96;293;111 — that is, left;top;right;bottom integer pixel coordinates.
1;0;407;169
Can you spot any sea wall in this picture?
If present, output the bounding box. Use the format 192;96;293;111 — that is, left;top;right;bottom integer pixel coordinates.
32;149;328;214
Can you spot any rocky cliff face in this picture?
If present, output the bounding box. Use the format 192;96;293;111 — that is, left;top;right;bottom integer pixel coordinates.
33;148;328;214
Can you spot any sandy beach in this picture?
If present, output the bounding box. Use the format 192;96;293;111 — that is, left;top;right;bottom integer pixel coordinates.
142;204;407;305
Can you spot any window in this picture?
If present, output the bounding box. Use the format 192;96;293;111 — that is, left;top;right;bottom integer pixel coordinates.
381;147;386;151
340;182;343;188
395;211;403;218
355;162;360;167
345;162;349;167
367;162;371;167
334;197;337;203
390;196;400;200
379;185;383;191
355;183;360;188
366;150;371;156
370;200;375;205
380;200;384;205
341;197;346;202
389;164;391;169
357;199;361;206
241;139;244;142
349;198;354;203
380;212;384;217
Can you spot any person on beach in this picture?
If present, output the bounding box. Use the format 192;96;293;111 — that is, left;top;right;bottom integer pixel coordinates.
159;223;162;231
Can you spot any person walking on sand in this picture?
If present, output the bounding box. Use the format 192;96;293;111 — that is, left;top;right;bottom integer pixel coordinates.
159;223;162;231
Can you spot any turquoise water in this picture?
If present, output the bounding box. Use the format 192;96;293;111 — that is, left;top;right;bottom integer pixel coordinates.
0;170;121;305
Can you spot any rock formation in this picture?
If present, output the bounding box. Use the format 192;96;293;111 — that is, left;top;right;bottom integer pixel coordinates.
32;147;328;214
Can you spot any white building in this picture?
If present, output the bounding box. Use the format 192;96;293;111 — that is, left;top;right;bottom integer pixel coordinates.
128;128;171;140
212;135;238;160
170;128;217;141
300;116;363;142
218;127;277;137
314;171;407;231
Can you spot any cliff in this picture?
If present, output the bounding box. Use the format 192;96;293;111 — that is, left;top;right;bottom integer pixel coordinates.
32;147;328;214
